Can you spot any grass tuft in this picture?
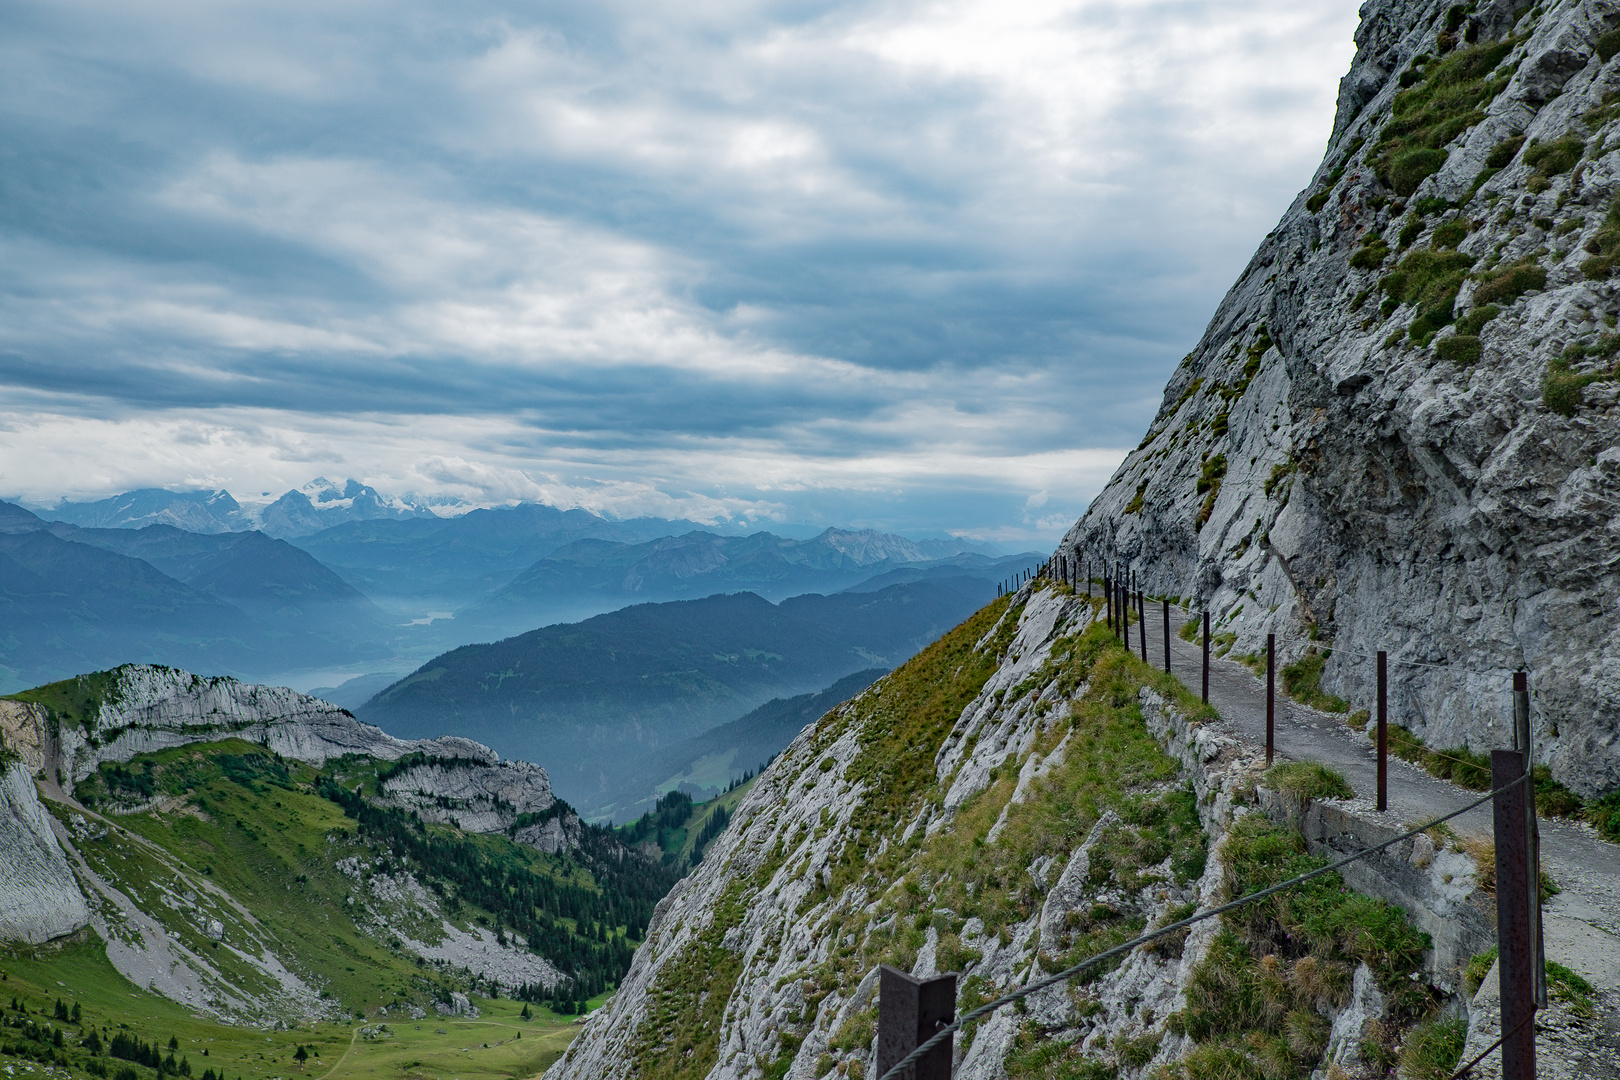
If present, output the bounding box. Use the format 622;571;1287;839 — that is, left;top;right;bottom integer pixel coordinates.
1264;762;1354;802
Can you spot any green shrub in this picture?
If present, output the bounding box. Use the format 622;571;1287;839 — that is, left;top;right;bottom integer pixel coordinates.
1431;217;1469;248
1399;216;1425;247
1546;960;1596;1018
1280;651;1349;712
1472;260;1546;305
1599;28;1620;62
1586;790;1620;842
1455;303;1500;334
1484;134;1525;168
1391;148;1448;196
1350;240;1391;269
1397;1016;1466;1080
1373;40;1513;194
1543;351;1618;416
1462;947;1496;995
1583;197;1620;278
1265;762;1354;802
1380;248;1476;344
1307;189;1332;213
1523;134;1584;178
1179;619;1200;643
1435;334;1482;363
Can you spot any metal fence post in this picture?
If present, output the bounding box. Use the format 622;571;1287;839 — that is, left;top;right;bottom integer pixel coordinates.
1377;651;1387;812
1138;591;1148;663
1516;671;1547;1010
1162;597;1171;675
1122;585;1130;651
1201;611;1209;704
1492;750;1537;1080
1265;633;1275;767
877;965;955;1080
1105;576;1113;631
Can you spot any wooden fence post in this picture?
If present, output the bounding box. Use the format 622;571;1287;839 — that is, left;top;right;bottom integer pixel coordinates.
1492;750;1537;1080
876;965;955;1080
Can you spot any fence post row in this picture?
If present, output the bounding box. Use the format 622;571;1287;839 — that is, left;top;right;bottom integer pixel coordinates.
876;966;955;1080
1121;584;1130;651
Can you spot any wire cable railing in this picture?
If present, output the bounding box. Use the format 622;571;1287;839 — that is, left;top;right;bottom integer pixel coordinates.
876;774;1527;1080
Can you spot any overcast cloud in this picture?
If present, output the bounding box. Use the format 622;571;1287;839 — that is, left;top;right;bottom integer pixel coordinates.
0;0;1357;541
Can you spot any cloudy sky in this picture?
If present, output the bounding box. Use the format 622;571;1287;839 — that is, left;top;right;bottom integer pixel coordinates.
0;0;1357;543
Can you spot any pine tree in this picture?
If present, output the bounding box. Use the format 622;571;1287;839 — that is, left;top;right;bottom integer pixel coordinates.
293;1046;308;1065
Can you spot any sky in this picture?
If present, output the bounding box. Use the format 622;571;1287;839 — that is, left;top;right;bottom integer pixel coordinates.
0;0;1358;544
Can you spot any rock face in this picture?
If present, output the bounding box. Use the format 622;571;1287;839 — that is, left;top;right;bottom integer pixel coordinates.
1059;0;1620;796
0;760;90;943
378;758;557;833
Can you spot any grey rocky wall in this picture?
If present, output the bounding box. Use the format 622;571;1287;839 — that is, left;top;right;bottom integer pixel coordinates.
1059;0;1620;797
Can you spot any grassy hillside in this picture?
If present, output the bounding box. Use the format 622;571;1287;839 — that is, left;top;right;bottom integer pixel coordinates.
56;738;676;1018
0;941;585;1080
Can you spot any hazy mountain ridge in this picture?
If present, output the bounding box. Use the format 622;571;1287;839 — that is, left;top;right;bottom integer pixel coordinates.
579;668;888;823
359;579;993;806
0;503;390;691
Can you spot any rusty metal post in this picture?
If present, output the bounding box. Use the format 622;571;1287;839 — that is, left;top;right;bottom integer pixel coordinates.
1265;633;1275;767
1492;749;1537;1080
1162;597;1171;675
1201;611;1209;704
1138;592;1148;663
1104;576;1113;632
1377;651;1387;813
877;965;955;1080
1122;584;1130;651
1516;670;1546;1010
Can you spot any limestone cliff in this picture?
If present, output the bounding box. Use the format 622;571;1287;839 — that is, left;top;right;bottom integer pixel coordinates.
0;760;90;944
1059;0;1620;797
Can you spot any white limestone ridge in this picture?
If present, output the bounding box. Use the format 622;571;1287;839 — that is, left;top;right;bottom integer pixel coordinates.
0;664;558;830
1059;0;1620;796
0;759;90;944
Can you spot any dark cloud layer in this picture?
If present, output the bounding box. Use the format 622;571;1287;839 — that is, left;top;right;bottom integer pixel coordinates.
0;0;1356;540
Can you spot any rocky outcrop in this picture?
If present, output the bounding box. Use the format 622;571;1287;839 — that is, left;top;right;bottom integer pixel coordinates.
2;664;576;849
0;760;90;943
377;758;558;833
1058;0;1620;796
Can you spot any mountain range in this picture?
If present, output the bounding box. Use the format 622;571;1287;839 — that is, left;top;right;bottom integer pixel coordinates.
0;489;1035;693
358;579;991;806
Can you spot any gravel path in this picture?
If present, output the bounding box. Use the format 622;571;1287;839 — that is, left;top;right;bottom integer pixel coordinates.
1115;600;1620;933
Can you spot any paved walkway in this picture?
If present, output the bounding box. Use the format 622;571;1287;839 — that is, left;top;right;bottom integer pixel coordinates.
1119;600;1620;933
